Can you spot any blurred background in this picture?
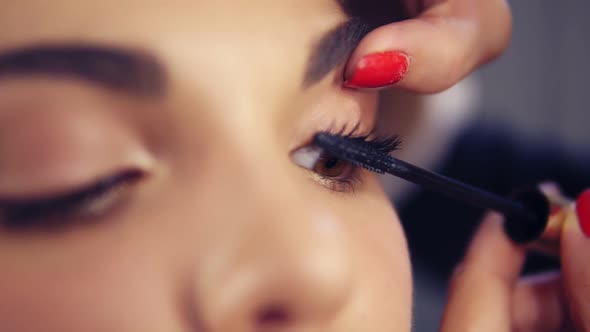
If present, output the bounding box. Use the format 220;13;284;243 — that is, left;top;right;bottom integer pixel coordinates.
391;1;590;331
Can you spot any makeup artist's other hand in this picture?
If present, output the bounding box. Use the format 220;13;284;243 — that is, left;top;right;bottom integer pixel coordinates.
440;189;590;332
344;0;511;92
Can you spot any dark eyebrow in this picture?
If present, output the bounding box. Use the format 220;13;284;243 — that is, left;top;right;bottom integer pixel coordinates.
0;45;166;97
303;18;373;87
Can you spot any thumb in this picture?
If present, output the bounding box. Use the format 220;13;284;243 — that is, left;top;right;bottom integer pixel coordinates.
560;189;590;331
440;212;525;332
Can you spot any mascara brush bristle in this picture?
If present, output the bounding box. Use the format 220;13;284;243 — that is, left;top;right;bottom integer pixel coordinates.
313;131;551;245
313;132;399;174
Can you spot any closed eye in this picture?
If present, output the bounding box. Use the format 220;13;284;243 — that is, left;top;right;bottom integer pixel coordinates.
0;169;144;230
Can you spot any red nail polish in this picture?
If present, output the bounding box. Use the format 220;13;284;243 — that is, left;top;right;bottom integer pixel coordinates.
344;51;409;89
575;189;590;237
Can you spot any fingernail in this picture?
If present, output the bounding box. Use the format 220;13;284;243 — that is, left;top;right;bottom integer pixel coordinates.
344;51;409;89
575;189;590;238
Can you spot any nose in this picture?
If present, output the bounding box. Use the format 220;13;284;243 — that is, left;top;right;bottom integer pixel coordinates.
196;175;355;330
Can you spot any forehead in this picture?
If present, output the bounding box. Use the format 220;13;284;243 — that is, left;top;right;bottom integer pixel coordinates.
0;1;347;102
0;1;345;54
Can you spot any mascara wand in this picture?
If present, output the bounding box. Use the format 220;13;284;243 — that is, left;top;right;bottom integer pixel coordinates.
313;133;550;244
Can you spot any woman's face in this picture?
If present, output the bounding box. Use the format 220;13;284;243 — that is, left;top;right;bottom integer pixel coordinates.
0;1;411;331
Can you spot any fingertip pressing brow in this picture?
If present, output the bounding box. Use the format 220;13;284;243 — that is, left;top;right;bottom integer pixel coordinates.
303;18;373;87
0;44;167;97
304;0;410;88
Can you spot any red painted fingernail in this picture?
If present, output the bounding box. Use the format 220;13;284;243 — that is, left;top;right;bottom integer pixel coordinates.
344;51;409;89
575;189;590;238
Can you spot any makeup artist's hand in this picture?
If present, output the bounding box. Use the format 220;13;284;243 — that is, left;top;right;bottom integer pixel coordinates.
439;189;590;332
344;0;511;92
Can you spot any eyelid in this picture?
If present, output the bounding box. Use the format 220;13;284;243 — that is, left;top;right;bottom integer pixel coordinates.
0;169;144;228
0;168;143;202
0;84;157;196
310;169;361;193
289;85;377;151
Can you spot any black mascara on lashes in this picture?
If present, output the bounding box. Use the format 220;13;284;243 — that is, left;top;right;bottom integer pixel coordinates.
313;132;550;245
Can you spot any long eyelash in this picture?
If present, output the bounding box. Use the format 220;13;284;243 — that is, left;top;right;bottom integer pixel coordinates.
314;171;362;194
340;134;402;155
324;122;402;155
311;127;402;192
0;169;143;228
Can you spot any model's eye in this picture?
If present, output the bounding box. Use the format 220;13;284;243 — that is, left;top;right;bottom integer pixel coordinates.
0;169;143;230
310;154;352;179
291;145;357;191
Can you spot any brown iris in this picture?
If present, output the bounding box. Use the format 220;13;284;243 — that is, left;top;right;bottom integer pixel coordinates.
313;154;351;179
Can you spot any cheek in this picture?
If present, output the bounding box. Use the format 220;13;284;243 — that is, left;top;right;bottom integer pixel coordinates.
332;182;413;329
0;175;412;331
0;224;181;331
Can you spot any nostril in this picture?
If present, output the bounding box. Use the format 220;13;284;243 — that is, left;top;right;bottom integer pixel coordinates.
256;304;291;326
